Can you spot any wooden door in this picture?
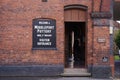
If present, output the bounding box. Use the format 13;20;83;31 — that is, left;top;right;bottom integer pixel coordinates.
64;9;86;22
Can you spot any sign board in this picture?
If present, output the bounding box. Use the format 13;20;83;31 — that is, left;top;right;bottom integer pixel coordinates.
102;57;108;62
97;38;106;43
93;19;110;26
91;12;112;19
32;18;56;50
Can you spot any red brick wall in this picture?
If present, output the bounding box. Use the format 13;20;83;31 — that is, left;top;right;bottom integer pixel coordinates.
93;27;110;65
0;0;64;65
93;0;111;12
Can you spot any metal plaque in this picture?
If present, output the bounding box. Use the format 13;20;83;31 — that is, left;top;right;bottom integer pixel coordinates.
97;38;106;43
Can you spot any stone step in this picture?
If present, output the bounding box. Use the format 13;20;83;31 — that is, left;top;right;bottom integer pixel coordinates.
64;68;88;73
61;68;91;77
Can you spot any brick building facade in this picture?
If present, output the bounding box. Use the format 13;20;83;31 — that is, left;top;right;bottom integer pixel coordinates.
0;0;116;78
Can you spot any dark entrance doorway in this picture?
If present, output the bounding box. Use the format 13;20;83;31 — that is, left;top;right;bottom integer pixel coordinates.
65;22;86;68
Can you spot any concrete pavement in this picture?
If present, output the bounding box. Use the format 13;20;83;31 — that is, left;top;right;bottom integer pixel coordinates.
0;77;114;80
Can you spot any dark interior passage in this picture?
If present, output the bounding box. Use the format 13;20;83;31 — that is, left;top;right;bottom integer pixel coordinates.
65;22;86;68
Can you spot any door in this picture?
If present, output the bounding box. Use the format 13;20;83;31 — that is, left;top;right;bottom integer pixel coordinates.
64;6;87;68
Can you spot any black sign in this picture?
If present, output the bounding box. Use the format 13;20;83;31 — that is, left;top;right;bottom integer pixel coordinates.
32;19;56;50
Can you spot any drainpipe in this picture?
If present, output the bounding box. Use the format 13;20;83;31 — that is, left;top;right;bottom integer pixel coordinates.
109;0;114;77
110;0;114;55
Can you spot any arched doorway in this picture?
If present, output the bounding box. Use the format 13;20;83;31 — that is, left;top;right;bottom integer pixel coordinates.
64;5;87;69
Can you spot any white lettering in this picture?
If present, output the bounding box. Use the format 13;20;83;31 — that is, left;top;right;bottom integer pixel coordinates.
39;21;50;24
37;42;51;45
37;30;51;33
44;34;52;37
37;34;42;37
39;39;50;42
34;25;54;29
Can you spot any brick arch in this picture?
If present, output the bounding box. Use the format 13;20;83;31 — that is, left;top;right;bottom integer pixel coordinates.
64;4;88;10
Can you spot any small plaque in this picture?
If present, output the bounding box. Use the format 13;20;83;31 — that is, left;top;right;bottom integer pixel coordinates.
102;57;108;62
97;38;106;43
32;18;56;50
93;19;110;26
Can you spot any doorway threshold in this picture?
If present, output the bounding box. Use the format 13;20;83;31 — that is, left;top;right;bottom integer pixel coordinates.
61;68;91;77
